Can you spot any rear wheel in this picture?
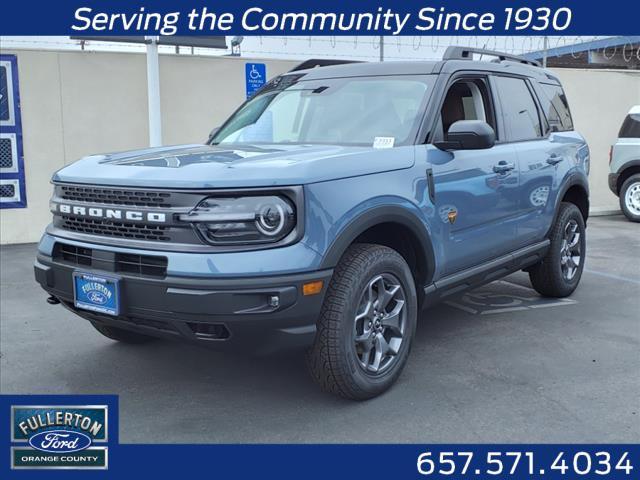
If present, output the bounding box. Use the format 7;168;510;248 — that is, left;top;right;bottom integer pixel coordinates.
91;322;155;344
619;174;640;222
529;202;586;297
306;244;417;400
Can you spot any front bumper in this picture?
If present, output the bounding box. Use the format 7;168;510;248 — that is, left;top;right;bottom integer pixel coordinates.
608;172;620;196
35;253;332;354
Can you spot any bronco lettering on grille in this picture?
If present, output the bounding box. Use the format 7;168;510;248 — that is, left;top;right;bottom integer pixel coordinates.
52;203;167;223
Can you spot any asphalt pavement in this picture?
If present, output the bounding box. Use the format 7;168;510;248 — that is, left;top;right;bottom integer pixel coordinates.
1;215;638;443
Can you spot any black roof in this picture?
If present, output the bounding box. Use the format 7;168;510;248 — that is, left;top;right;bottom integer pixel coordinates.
289;60;440;79
284;47;556;83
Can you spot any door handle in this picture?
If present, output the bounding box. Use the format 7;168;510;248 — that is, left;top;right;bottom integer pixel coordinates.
546;155;562;165
493;161;515;174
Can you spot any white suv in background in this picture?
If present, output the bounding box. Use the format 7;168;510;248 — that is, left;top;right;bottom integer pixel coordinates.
609;106;640;222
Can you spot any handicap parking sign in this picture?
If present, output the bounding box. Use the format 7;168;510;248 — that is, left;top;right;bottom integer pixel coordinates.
245;63;266;99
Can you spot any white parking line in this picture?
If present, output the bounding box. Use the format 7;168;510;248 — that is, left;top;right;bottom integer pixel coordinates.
529;300;577;308
479;306;529;315
584;269;640;285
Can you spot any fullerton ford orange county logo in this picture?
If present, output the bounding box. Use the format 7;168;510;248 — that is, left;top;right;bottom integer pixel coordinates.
11;405;109;469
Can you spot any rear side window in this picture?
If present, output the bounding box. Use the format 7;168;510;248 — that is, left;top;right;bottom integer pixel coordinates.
539;83;573;132
619;114;640;138
493;76;542;141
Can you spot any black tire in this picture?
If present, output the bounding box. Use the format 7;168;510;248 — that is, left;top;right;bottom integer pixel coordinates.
90;322;155;344
529;202;586;297
619;174;640;222
306;244;417;400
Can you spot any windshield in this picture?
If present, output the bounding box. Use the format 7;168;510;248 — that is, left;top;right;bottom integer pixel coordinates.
619;113;640;138
211;75;434;147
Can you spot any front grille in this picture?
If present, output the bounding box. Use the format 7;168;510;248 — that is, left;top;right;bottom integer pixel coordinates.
52;183;210;246
57;243;92;266
54;243;168;278
59;185;172;207
116;253;168;277
60;216;170;242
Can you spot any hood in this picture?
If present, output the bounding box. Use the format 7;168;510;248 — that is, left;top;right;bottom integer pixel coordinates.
53;143;415;189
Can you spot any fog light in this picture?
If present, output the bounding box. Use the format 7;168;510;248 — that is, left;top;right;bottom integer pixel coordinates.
302;280;324;296
268;295;280;307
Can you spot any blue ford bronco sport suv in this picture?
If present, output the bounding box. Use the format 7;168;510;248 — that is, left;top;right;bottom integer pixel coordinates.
35;47;590;400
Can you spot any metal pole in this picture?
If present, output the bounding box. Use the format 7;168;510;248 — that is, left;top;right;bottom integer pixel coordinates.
542;36;549;68
146;36;163;147
379;36;384;62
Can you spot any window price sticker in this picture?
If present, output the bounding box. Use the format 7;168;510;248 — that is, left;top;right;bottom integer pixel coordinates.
373;136;395;149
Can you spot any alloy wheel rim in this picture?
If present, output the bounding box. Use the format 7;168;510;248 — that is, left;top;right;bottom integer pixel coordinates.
353;273;407;375
625;182;640;216
560;219;581;281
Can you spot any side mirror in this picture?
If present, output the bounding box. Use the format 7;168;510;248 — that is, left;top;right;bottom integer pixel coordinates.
434;120;496;151
207;127;220;143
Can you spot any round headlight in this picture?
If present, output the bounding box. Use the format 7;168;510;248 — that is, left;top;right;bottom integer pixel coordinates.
256;203;286;236
181;195;296;245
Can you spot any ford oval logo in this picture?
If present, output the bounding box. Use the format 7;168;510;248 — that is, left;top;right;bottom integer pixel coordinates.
87;290;108;305
28;430;92;453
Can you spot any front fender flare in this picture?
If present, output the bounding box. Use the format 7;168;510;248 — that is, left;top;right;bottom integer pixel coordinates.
318;205;436;284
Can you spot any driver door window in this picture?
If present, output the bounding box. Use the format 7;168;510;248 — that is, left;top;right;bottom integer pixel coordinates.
433;79;496;142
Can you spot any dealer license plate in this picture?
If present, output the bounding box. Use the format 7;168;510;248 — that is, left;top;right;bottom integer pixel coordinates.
73;272;120;316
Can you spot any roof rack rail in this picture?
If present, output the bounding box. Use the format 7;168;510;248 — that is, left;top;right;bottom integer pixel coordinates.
288;59;363;73
443;46;541;67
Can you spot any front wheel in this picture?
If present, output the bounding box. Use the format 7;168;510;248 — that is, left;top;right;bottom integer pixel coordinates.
619;174;640;222
529;202;586;298
306;244;417;400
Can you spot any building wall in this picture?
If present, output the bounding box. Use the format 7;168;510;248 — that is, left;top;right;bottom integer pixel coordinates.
1;48;639;244
553;68;640;214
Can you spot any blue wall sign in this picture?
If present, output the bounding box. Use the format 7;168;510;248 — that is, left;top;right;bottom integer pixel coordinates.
245;63;266;99
0;54;26;209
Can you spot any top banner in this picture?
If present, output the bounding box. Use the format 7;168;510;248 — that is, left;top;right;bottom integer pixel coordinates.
1;0;639;36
